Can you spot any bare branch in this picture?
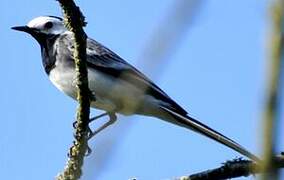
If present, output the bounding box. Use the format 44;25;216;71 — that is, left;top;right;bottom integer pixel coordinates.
261;0;284;179
56;0;91;179
177;155;284;180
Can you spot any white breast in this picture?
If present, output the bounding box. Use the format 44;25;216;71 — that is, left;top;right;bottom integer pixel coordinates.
49;66;77;99
48;65;119;113
48;65;159;116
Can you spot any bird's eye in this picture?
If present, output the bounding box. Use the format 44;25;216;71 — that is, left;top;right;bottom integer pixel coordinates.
44;22;53;29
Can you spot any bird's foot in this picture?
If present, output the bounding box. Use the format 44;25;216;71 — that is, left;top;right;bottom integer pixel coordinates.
72;112;116;156
87;112;117;140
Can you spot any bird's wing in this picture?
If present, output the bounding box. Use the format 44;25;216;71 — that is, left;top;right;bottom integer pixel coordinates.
85;38;188;115
86;40;260;161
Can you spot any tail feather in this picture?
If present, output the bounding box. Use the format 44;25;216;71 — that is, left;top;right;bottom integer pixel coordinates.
160;106;260;162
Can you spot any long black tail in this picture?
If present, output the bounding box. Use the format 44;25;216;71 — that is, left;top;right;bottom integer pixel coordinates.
160;106;260;162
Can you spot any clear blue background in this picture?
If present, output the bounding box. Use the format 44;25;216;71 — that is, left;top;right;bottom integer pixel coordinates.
1;0;283;180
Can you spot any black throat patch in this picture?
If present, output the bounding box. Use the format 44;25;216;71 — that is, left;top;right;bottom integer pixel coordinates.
39;34;60;74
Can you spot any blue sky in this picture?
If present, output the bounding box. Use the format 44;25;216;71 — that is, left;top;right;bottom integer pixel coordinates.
1;0;283;180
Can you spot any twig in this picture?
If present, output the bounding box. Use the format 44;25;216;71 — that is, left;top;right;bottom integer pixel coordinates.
56;0;91;179
177;155;284;180
261;0;284;179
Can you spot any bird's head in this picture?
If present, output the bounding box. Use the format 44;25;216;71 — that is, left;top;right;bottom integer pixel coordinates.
12;16;66;43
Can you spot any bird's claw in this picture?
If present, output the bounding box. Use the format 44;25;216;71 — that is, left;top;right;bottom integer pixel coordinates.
70;112;117;156
85;144;93;156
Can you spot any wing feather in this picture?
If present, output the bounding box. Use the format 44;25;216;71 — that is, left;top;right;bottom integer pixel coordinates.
61;34;187;115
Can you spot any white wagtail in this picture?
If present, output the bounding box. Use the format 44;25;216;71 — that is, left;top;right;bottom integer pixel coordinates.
12;16;259;161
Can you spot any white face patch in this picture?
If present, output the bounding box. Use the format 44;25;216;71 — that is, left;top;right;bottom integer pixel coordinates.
27;16;67;35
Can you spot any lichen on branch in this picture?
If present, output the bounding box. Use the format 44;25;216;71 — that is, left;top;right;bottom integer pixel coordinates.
56;0;91;179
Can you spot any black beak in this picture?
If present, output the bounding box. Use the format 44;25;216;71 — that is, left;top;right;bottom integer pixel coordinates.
11;26;32;33
11;25;51;46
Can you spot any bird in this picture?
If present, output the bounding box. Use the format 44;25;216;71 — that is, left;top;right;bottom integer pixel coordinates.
12;16;259;161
